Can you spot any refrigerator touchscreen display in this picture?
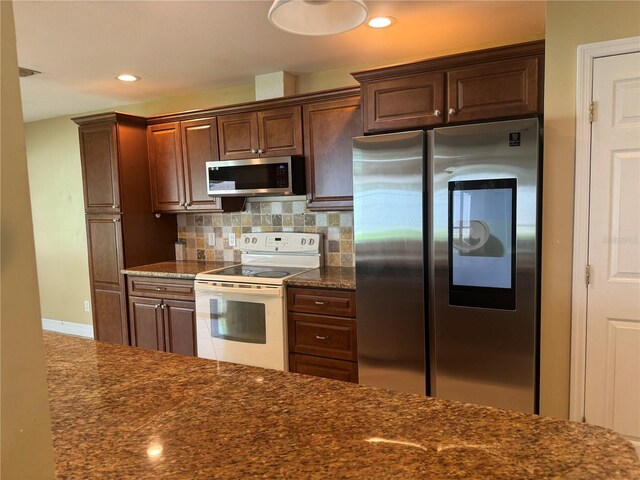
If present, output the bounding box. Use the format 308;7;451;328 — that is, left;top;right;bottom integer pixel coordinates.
448;178;517;310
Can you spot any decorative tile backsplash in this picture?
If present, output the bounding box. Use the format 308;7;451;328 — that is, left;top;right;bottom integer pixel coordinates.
177;199;354;267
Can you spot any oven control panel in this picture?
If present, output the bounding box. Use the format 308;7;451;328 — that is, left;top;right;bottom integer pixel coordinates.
240;233;322;253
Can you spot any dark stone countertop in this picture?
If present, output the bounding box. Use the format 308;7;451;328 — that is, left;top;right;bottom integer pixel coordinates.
122;262;355;290
122;260;236;279
44;332;639;479
285;266;355;290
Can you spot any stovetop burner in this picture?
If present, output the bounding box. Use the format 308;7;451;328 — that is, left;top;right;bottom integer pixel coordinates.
204;264;310;280
253;270;290;278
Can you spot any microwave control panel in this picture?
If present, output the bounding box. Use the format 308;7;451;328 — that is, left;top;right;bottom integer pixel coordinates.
275;164;289;188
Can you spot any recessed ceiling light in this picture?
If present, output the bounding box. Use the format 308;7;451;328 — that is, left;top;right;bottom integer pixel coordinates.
116;74;140;82
368;16;395;29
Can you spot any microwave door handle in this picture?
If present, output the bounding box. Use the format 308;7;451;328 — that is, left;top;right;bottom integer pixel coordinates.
195;282;282;297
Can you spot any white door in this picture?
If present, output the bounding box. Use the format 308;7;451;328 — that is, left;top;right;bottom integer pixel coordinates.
585;51;640;452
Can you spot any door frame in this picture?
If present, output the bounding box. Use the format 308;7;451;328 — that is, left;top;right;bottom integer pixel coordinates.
570;36;640;422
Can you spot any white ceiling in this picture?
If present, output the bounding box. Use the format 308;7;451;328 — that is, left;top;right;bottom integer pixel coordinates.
13;0;545;122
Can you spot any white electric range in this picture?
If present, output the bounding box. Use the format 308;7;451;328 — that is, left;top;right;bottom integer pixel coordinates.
194;232;323;370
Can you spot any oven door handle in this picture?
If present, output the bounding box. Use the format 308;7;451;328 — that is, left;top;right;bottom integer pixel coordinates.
195;281;283;297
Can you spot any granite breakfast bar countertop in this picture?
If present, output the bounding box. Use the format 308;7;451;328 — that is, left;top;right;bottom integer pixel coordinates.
44;333;639;479
122;261;356;289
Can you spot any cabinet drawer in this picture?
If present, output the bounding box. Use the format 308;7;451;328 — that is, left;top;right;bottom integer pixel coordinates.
289;353;358;383
127;276;195;301
288;312;357;361
287;287;356;317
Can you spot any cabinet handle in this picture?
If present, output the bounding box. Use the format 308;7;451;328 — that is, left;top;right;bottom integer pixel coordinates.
186;202;191;207
257;149;264;155
112;204;119;209
251;149;258;154
160;304;167;310
179;202;185;207
434;110;441;117
154;303;161;309
315;334;329;341
113;218;120;223
156;287;166;291
314;300;327;305
448;108;457;116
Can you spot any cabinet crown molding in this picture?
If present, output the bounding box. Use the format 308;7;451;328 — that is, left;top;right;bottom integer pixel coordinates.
351;40;545;83
72;111;147;126
146;86;361;125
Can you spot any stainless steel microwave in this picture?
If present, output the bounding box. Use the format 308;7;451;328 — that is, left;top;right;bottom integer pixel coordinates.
206;156;306;197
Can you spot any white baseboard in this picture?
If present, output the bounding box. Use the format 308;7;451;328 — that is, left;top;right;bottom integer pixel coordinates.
42;318;94;339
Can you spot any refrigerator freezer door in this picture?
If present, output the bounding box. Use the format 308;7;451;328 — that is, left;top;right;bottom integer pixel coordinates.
429;118;540;413
353;131;426;395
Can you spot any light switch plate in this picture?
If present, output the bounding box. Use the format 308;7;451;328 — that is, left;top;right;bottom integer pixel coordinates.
229;232;236;247
207;233;216;246
84;300;90;312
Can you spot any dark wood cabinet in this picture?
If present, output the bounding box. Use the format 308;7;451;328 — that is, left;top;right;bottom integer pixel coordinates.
217;112;257;160
181;118;222;211
163;299;197;356
447;57;540;123
148;117;222;213
303;96;362;210
78;122;121;213
289;353;358;383
129;296;164;351
127;276;197;356
362;73;444;133
74;113;177;345
148;122;184;212
352;41;544;133
85;214;127;344
287;287;358;383
218;106;302;160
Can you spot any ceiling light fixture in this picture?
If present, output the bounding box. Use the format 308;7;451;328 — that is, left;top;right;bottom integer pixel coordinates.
268;0;368;36
368;16;395;29
116;74;140;82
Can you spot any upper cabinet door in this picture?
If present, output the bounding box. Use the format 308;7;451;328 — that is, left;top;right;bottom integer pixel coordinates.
79;122;121;213
258;106;303;157
303;97;362;210
218;112;259;160
148;122;186;212
362;72;445;133
447;57;540;123
181;118;222;211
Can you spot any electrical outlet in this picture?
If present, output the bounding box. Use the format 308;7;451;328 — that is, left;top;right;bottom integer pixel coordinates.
84;300;90;312
229;232;236;247
207;233;216;246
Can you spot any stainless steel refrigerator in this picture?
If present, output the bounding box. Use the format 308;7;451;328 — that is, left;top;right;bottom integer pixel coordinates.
353;118;540;413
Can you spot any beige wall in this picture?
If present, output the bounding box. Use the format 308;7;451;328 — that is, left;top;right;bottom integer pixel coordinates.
1;1;56;477
540;1;640;418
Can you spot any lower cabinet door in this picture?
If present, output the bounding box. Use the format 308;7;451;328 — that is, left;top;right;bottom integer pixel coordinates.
289;353;358;383
128;296;164;351
94;288;127;344
163;299;196;356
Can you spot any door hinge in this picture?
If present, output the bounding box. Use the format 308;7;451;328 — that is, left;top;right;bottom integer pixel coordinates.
586;265;592;285
589;101;596;123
